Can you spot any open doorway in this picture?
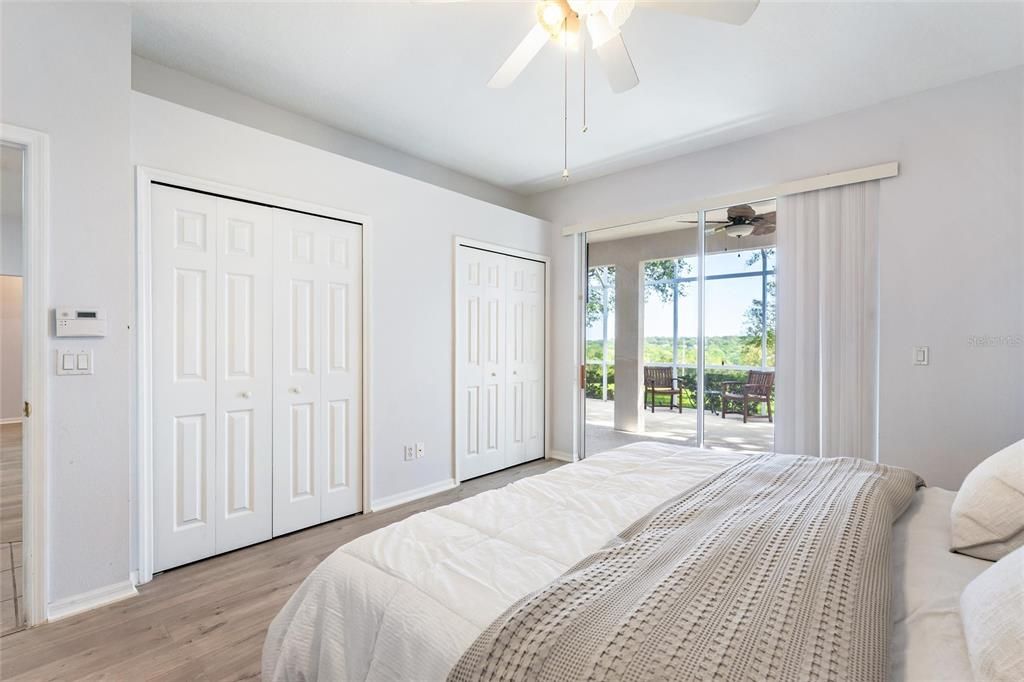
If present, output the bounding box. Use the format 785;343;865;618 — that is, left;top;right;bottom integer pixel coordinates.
1;143;26;635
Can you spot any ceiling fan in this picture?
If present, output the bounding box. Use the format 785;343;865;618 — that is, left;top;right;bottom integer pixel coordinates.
430;0;760;93
678;204;776;239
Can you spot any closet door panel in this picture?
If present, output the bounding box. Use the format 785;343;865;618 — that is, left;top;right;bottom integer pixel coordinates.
152;186;218;572
456;247;507;480
214;198;273;554
273;211;363;533
320;223;362;522
273;212;324;536
523;261;546;459
505;257;545;466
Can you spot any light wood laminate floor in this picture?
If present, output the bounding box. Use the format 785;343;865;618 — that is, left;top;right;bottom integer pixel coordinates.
0;457;563;680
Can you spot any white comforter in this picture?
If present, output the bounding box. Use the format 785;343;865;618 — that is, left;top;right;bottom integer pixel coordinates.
263;443;989;681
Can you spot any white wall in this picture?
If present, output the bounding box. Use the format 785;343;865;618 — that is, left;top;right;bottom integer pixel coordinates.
1;2;134;602
130;92;550;508
131;56;531;216
529;67;1024;490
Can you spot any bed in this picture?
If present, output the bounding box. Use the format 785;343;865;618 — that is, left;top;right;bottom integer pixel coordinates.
263;443;991;681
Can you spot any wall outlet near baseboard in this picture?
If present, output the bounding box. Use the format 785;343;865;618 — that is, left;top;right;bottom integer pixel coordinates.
415;442;424;458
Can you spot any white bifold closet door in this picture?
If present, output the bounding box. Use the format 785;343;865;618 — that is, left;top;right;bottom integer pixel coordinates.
152;184;362;571
272;211;362;537
455;246;544;481
152;186;273;572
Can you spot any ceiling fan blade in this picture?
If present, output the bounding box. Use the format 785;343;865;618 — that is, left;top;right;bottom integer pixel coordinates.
640;1;760;26
488;24;549;88
594;33;639;93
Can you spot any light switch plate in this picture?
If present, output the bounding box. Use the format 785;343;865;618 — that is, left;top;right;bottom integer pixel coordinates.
56;349;93;375
913;346;929;366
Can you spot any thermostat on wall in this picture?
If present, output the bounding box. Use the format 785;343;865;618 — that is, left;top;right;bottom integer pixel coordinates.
56;307;107;337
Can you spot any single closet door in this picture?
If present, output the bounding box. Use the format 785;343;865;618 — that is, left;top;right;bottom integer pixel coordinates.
272;210;362;536
214;199;273;554
455;247;507;480
504;257;545;467
152;186;218;571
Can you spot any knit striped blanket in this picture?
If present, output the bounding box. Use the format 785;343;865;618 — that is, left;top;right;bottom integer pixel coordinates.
449;455;922;682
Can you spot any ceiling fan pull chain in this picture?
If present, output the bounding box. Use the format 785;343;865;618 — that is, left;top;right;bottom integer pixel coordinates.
562;17;570;181
582;26;588;134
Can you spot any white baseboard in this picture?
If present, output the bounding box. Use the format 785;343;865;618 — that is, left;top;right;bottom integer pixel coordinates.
47;579;138;622
370;478;458;512
547;450;575;463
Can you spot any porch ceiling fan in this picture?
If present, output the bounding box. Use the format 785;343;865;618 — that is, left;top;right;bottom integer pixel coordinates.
678;204;776;239
423;0;760;93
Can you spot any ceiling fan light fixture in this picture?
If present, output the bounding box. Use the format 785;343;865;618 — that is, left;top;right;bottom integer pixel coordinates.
538;0;565;29
537;0;580;43
724;224;755;238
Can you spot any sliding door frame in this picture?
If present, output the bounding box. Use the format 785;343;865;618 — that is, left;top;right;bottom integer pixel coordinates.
575;162;899;459
134;167;373;585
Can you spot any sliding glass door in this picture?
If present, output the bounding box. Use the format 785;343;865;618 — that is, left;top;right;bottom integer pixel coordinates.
583;201;777;457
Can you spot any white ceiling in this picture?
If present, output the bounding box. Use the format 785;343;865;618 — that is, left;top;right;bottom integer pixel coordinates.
131;1;1024;194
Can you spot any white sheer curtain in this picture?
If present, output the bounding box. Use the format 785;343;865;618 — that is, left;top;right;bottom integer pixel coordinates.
775;181;880;460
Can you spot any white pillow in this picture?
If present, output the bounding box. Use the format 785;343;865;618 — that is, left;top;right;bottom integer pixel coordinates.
960;547;1024;682
950;438;1024;561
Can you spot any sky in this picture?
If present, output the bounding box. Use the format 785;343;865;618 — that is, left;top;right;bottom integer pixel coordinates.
588;250;775;340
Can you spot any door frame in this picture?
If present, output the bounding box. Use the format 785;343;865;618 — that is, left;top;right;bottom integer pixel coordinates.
134;167;373;584
1;124;50;626
451;237;551;484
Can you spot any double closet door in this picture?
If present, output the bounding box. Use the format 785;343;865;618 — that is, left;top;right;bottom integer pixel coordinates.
151;185;361;573
455;246;545;480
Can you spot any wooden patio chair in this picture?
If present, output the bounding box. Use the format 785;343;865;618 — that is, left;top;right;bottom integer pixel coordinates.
721;370;774;423
644;366;682;413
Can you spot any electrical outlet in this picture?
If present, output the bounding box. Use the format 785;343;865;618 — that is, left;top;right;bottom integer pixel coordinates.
403;445;415;461
415;442;425;458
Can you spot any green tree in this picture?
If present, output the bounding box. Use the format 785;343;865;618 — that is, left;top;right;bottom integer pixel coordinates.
586;266;615;328
643;258;693;303
741;249;776;366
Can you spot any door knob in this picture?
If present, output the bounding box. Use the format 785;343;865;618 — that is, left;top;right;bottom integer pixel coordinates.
290;387;302;394
240;391;252;399
490;372;496;377
513;371;518;376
